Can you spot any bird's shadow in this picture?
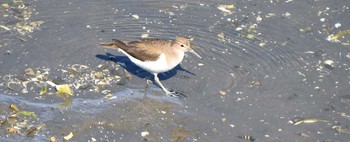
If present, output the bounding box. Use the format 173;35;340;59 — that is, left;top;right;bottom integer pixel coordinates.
95;53;195;82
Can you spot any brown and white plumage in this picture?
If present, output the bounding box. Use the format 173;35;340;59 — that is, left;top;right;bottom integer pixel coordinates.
100;36;201;95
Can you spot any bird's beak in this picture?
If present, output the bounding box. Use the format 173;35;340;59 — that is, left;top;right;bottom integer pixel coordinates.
189;49;202;59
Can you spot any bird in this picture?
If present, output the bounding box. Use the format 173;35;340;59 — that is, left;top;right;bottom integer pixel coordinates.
100;36;202;95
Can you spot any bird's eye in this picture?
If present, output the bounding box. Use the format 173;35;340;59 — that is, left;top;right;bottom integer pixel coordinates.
181;44;185;47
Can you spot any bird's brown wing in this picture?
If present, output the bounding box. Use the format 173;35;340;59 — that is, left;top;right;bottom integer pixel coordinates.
123;40;167;61
127;39;169;47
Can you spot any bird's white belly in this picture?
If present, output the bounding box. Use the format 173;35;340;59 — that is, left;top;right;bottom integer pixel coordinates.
119;49;179;73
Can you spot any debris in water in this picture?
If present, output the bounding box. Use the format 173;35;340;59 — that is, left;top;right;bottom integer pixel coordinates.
0;25;11;31
30;21;44;28
25;124;45;136
64;132;74;141
141;33;149;38
256;15;262;22
0;120;6;125
259;42;266;47
323;59;335;70
50;137;58;142
284;12;291;18
219;90;227;96
299;27;312;33
55;84;73;95
7;127;20;134
346;53;350;59
332;125;350;134
9;104;19;112
221;117;227;122
250;80;261;88
298;132;310;137
189;37;195;41
334;23;341;28
16;111;38;120
238;135;255;142
46;81;57;87
218;33;225;42
217;4;235;15
56;92;73;107
2;64;123;107
246;34;255;40
24;68;35;76
326;29;350;42
1;3;10;8
132;14;139;19
171;128;191;142
1;104;43;137
265;13;276;18
292;118;328;125
141;131;149;137
39;82;48;95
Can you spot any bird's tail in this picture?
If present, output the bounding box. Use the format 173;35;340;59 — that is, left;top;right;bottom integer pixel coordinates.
100;39;129;50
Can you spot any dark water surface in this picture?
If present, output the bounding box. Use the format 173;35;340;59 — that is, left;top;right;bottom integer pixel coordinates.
0;0;350;141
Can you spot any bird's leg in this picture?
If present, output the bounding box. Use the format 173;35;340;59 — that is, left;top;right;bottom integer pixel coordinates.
153;73;173;95
145;72;152;90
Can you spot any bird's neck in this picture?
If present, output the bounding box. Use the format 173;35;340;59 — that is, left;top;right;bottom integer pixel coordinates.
166;49;185;67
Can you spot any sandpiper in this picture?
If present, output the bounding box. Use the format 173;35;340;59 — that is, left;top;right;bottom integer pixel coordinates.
100;36;201;95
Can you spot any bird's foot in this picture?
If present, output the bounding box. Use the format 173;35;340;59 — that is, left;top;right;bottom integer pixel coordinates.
146;78;152;85
164;89;176;96
164;89;188;98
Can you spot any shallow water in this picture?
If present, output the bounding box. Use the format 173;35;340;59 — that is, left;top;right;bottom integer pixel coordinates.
0;0;350;141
